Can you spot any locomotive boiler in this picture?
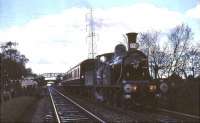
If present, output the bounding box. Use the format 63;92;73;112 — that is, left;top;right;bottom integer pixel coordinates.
62;32;159;106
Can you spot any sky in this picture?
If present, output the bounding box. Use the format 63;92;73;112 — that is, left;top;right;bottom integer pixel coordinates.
0;0;200;74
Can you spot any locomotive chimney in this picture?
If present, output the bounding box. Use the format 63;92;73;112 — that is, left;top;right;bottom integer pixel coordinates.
126;32;138;52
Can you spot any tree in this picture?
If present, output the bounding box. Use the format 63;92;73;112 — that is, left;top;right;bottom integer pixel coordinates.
56;74;63;85
1;42;29;80
34;75;45;87
137;24;195;79
1;41;32;95
138;31;167;79
167;24;193;77
150;45;170;79
182;47;200;78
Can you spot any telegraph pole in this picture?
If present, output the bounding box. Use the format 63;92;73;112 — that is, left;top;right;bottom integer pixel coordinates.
90;8;94;59
86;8;96;59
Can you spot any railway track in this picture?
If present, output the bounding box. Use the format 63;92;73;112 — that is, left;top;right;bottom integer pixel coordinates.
121;103;200;122
50;87;199;123
57;88;199;123
48;87;106;123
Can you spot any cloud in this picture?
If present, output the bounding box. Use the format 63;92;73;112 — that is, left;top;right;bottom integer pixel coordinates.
185;4;200;42
186;4;200;20
0;3;192;73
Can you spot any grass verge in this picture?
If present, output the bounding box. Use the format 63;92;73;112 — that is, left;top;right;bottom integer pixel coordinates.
1;96;37;123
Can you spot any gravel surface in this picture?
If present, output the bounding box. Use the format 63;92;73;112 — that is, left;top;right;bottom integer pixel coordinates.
60;91;199;123
30;88;198;123
63;94;138;122
83;102;136;122
1;96;37;123
31;96;56;123
31;97;48;123
29;93;136;122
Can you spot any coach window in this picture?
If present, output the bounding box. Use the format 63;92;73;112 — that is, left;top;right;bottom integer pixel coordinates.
76;69;78;77
75;69;77;78
76;69;78;78
78;68;79;78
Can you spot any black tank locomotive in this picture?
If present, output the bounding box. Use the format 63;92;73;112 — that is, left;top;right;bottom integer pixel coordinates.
62;32;158;106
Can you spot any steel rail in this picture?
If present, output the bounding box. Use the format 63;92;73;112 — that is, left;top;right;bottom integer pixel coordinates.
52;88;106;123
158;108;200;120
48;88;61;123
135;101;200;120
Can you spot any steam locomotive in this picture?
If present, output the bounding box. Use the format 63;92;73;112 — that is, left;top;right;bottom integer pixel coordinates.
62;32;159;106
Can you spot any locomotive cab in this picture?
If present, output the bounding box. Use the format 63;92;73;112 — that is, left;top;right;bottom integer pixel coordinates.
96;53;114;86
